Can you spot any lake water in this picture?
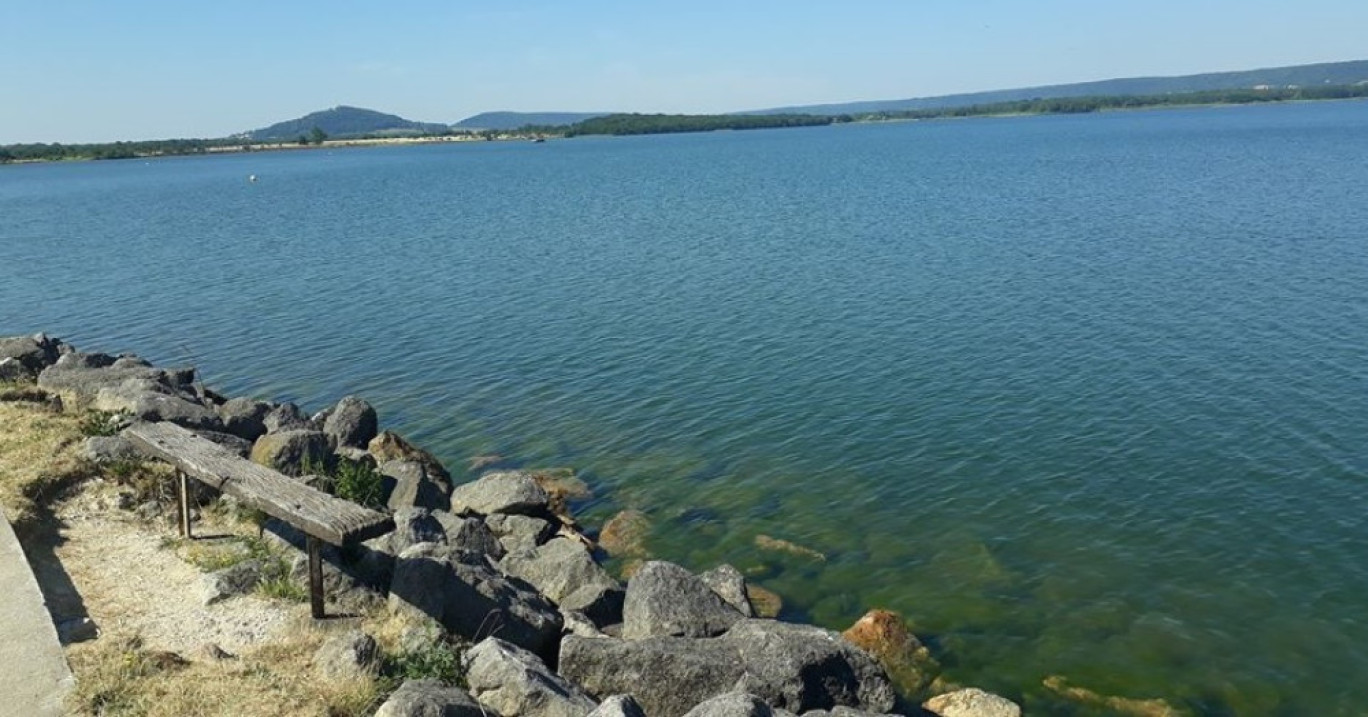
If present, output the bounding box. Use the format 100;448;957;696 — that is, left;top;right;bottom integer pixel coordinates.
4;102;1367;714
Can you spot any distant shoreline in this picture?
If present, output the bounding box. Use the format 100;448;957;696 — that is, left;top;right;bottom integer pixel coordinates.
5;89;1367;166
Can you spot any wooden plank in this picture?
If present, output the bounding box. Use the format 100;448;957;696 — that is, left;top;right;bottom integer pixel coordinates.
125;421;393;546
177;470;191;539
307;536;325;619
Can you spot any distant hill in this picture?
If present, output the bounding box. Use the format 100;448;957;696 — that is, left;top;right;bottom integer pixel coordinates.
747;60;1368;116
453;111;610;130
243;106;449;141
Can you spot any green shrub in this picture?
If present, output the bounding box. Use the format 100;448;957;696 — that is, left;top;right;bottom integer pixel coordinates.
333;458;385;509
382;628;466;687
79;409;128;437
302;455;386;510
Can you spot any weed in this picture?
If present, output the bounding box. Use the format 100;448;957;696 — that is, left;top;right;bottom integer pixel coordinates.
333;458;385;509
182;535;274;573
381;626;467;688
101;457;176;506
79;409;129;437
303;455;387;510
257;573;308;602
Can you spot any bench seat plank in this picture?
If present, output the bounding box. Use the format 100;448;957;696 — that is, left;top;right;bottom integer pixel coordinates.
124;421;393;546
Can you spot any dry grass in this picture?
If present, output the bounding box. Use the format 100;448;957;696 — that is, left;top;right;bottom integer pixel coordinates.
66;616;387;717
2;385;472;715
64;607;456;716
0;384;89;527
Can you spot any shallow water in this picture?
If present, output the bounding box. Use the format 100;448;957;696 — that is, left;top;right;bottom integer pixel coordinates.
4;101;1367;713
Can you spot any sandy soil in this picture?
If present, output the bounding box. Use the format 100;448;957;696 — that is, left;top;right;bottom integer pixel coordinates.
40;480;291;655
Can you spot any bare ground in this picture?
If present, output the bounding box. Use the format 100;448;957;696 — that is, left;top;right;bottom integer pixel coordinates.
47;480;291;655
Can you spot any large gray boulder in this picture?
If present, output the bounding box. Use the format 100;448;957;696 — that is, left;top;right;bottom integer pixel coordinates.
322;395;378;449
464;637;597;717
389;508;448;555
0;357;29;382
486;513;557;554
374;679;487;717
381;460;453;512
587;696;647;717
921;689;1021;717
389;543;563;661
450;471;551;518
434;513;506;560
0;334;61;374
502;538;624;627
262;402;310;434
38;351;195;403
727;620;896;713
700;565;754;618
250;430;333;475
622;561;744;639
314;629;379;679
92;381;224;431
683;694;775;717
217;397;271;441
558;620;896;717
559;634;746;717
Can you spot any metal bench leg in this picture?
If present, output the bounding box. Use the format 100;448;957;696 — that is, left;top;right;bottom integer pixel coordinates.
308;535;325;619
177;470;192;539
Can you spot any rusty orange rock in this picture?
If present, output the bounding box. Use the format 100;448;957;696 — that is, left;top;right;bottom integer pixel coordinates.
843;609;938;697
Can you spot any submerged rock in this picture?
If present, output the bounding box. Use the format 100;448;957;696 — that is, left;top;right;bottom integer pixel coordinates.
745;584;784;619
842;609;937;696
754;535;825;562
1041;676;1179;717
599;509;650;559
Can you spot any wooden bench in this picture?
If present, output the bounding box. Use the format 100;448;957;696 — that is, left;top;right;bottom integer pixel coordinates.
125;421;394;618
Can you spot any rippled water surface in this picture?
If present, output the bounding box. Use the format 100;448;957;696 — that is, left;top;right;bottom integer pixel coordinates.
4;102;1368;713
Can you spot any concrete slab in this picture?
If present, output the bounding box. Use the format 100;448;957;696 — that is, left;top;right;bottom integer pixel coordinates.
0;507;73;716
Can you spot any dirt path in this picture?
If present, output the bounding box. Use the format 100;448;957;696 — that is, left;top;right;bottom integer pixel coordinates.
44;480;291;655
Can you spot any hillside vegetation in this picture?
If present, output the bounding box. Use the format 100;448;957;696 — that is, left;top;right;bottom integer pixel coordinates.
244;106;449;141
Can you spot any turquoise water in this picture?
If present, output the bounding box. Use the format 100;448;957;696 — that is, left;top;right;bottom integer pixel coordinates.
4;102;1368;713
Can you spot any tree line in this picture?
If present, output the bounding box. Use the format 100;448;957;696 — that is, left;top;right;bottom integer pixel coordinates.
5;84;1367;163
554;113;839;137
862;83;1368;122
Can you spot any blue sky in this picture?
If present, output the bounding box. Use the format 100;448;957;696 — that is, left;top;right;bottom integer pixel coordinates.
3;0;1365;143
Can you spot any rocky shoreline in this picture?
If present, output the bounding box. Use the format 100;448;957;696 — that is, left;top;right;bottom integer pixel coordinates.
1;333;1021;717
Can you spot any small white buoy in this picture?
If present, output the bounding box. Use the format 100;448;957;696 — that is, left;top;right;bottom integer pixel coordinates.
248;174;258;183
